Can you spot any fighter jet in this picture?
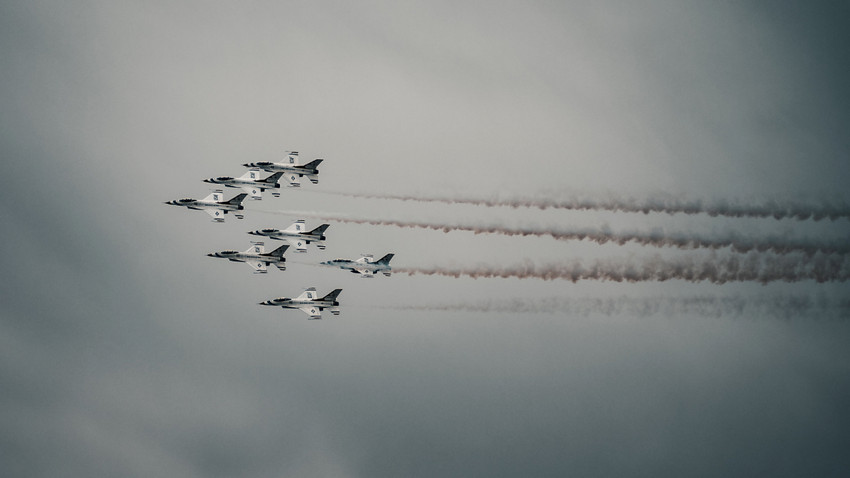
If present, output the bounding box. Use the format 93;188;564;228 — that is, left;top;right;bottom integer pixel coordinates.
321;254;394;277
248;220;330;252
259;287;342;319
242;151;322;188
203;170;284;199
207;242;289;273
165;190;247;222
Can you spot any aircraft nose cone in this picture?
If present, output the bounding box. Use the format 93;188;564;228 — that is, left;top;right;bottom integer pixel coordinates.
203;179;213;183
247;231;258;235
207;253;215;257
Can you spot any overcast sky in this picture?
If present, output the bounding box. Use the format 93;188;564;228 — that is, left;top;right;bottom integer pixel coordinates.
2;1;850;477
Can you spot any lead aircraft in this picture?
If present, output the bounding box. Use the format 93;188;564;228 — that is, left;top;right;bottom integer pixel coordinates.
259;288;342;319
165;190;247;222
242;151;322;188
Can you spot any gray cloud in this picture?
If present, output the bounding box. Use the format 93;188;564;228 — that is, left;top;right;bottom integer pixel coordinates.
2;1;850;477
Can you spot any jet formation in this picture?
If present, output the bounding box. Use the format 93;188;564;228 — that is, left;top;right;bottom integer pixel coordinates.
166;150;395;320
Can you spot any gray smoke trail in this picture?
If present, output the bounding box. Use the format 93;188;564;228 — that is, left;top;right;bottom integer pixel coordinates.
323;192;850;221
379;295;850;320
396;252;850;284
287;212;850;257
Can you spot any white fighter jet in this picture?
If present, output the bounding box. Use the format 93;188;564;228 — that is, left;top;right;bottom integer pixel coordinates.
203;170;284;199
207;242;289;273
248;220;330;252
259;287;342;320
242;151;322;188
321;254;394;277
165;190;247;222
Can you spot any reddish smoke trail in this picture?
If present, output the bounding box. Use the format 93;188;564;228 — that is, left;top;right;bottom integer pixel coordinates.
381;295;850;319
296;213;850;256
394;252;850;284
324;192;850;221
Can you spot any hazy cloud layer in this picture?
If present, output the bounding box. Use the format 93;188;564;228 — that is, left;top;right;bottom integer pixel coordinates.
2;1;850;477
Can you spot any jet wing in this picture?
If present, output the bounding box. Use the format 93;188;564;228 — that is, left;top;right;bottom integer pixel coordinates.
285;173;301;188
246;260;268;273
300;306;322;320
285;237;308;253
241;186;263;199
296;288;317;301
205;208;226;221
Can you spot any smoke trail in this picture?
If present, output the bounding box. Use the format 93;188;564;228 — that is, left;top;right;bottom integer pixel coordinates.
379;294;850;320
285;211;850;257
323;192;850;221
395;252;850;284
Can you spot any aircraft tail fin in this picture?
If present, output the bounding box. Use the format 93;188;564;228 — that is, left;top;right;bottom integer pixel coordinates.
321;288;342;302
225;193;248;205
263;171;284;184
309;224;330;236
376;254;394;265
267;244;289;258
301;159;323;170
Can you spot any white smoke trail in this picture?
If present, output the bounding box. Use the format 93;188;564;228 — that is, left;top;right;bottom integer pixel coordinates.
320;192;850;221
395;252;850;284
378;294;850;320
277;211;850;256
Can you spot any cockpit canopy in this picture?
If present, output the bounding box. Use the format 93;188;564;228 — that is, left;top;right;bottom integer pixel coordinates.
261;228;278;233
256;161;273;166
216;176;233;181
220;250;238;254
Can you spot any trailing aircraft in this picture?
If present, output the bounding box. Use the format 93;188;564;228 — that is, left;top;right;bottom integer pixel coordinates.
321;254;394;277
207;242;289;273
165;190;247;222
259;287;342;319
248;220;329;252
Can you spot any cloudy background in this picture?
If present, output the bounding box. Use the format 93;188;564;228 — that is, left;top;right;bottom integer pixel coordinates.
2;1;850;476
